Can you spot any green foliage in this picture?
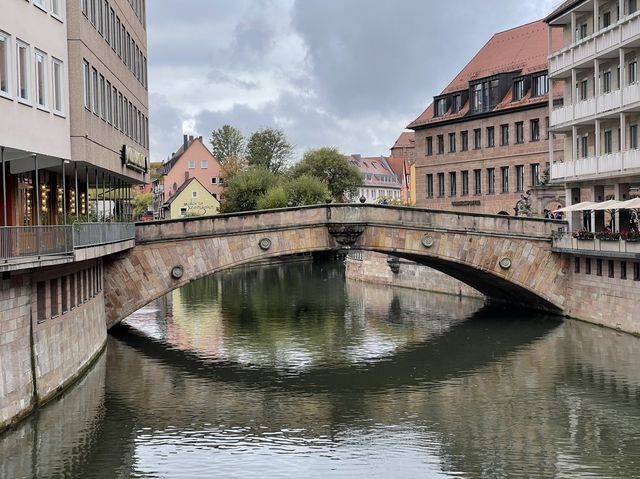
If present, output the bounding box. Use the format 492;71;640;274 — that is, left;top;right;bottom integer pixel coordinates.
292;147;362;202
219;166;278;213
210;125;245;164
256;185;288;210
285;175;329;206
133;192;153;218
246;128;293;173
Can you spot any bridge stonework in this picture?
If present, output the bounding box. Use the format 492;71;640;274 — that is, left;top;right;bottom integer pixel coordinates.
103;205;570;328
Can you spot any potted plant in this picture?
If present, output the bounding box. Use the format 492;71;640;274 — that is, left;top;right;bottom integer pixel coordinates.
595;231;622;240
572;228;594;240
623;230;640;242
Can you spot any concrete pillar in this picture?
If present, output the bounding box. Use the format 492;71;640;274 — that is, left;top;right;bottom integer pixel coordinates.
595;58;600;111
34;155;40;227
566;187;582;231
591;185;606;232
594;0;600;31
620;112;627;170
74;162;79;221
571;12;577;42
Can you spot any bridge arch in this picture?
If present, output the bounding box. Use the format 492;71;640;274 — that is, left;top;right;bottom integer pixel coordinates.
103;205;569;328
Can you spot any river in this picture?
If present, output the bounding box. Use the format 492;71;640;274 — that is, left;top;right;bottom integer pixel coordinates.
2;259;640;478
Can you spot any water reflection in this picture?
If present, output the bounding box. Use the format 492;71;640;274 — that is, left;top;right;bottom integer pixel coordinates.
2;260;640;478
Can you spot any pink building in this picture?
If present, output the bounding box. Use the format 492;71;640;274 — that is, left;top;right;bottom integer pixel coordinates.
155;135;224;216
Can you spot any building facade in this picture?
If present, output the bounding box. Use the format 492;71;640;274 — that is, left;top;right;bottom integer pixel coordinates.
154;135;224;218
409;21;564;216
162;177;220;220
348;154;402;203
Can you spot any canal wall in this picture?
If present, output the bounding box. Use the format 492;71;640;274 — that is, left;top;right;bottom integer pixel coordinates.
0;260;107;433
345;251;484;299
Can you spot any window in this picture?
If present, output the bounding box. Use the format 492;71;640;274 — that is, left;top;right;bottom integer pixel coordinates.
92;68;98;115
516;165;524;192
82;0;89;16
83;60;90;109
201;160;208;169
500;124;509;146
180;207;187;217
577;23;588;41
0;32;9;97
528;119;540;142
52;58;64;115
501;166;509;193
474;169;481;195
586;258;591;275
631;124;638;149
51;0;62;18
70;274;76;309
106;81;112;123
50;279;59;318
426;137;433;156
437;135;444;154
61;276;68;314
437;173;445;197
110;8;116;49
452;94;462;113
461;131;468;151
449;172;457;196
449;133;456;153
631;0;638;14
621;261;627;279
16;41;29;102
99;74;106;119
531;163;540;187
33;0;46;11
35;51;47;109
608;260;615;278
604;130;613;154
191;191;198;198
37;282;47;323
603;11;611;28
515;122;524;144
596;259;603;277
426;174;433;198
579;79;588;100
219;178;224;184
513;79;525;101
635;262;640;281
602;71;612;93
487;168;495;194
435;98;446;116
474;128;481;149
471;79;500;113
574;257;580;273
630;61;637;84
188;160;195;169
487;126;495;147
472;83;482;111
461;170;469;196
580;136;588;158
211;177;217;184
533;73;549;96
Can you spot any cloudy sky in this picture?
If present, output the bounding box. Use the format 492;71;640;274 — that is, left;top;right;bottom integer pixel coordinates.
146;0;558;162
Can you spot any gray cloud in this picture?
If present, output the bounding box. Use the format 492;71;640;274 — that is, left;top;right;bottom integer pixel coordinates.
147;0;558;162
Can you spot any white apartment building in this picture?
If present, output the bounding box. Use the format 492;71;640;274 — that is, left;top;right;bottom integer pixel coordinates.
547;0;640;232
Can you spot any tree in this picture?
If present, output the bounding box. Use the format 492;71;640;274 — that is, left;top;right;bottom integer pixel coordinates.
210;125;245;164
220;154;248;183
246;128;293;173
219;166;278;213
132;192;153;219
256;185;288;210
285;175;330;206
292;147;362;202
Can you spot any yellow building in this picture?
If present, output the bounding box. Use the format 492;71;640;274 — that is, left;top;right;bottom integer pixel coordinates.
163;177;220;219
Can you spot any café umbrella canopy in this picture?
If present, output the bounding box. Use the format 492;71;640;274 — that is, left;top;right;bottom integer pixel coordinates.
553;201;596;213
590;199;624;210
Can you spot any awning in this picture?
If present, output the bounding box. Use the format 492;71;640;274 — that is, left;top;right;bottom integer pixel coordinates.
590;199;624;210
616;197;640;209
553;201;596;213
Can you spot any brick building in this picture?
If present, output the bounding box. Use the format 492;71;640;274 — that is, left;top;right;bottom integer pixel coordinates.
349;155;402;203
409;20;564;215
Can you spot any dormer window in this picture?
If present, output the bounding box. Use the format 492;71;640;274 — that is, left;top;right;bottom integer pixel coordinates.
471;79;500;113
532;73;548;97
452;94;462;113
513;79;525;101
435;98;447;117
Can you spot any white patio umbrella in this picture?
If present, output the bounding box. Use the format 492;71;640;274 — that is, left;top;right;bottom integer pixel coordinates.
590;199;624;210
553;201;596;213
616;197;640;209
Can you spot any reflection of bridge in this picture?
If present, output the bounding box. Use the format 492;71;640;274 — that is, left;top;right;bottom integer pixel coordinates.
104;205;569;327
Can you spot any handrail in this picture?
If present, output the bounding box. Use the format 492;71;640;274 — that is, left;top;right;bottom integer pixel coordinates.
0;223;136;261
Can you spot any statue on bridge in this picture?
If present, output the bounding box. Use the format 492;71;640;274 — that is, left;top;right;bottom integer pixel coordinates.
515;190;533;217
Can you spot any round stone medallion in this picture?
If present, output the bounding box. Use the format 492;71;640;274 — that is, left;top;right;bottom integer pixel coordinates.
171;265;184;279
421;235;434;248
499;257;512;270
259;238;272;251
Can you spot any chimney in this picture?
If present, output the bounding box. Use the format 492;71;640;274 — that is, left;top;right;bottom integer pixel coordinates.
183;134;188;152
189;135;194;142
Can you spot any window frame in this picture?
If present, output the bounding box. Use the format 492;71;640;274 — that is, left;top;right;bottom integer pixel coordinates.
16;40;30;104
0;31;11;99
426;174;433;198
486;126;495;148
449;172;457;197
515;165;524;192
52;57;64;115
515;122;524;144
487;168;495;195
530;119;540;142
501;166;509;194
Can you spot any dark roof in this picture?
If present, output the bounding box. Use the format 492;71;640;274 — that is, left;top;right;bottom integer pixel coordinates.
545;0;586;23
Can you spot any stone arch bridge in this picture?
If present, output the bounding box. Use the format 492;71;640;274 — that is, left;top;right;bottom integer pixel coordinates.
103;205;569;328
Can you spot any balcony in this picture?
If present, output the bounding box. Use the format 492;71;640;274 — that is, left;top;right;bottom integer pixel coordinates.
623;82;640;105
550;89;622;128
549;11;640;77
551;149;640;180
597;89;621;113
551;105;573;126
0;223;136;271
575;98;596;120
553;234;640;257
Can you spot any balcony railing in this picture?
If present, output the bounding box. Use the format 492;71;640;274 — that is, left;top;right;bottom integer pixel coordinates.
553;234;640;255
574;98;596;120
597;89;621;113
551;149;640;180
0;223;135;261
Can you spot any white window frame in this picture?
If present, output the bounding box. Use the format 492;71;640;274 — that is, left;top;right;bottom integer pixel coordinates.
188;160;195;169
201;160;208;169
33;0;47;13
191;191;198;198
16;40;30;104
106;80;112;123
35;50;48;110
52;57;64;115
92;67;99;115
51;0;63;21
99;74;105;119
83;60;90;109
0;31;11;99
179;207;187;217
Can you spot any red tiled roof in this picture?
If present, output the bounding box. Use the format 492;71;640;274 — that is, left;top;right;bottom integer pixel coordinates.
386;156;406;180
349;155;402;188
392;132;415;150
408;20;563;130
